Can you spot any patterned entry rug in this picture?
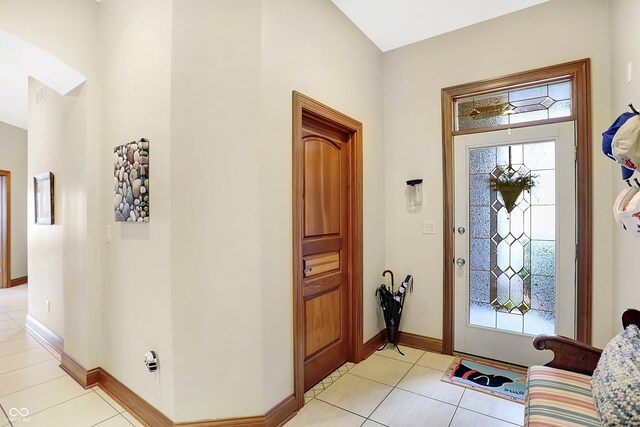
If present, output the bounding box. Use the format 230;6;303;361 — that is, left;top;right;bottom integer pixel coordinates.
442;356;528;403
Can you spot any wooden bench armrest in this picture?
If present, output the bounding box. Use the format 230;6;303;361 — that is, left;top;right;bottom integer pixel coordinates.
533;335;602;376
623;309;640;329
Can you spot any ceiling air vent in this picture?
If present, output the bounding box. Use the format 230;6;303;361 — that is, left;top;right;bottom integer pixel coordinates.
35;85;46;108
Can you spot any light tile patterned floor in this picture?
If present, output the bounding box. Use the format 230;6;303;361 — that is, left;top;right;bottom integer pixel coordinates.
0;285;524;426
0;285;143;427
287;345;525;427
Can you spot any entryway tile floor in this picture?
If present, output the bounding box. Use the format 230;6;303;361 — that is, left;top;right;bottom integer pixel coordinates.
286;346;525;427
0;286;524;426
0;285;143;426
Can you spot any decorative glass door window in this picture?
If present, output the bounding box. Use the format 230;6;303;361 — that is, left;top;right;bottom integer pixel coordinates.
468;141;556;336
455;80;572;131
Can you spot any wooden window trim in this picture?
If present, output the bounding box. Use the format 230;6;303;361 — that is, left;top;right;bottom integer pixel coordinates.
441;59;592;355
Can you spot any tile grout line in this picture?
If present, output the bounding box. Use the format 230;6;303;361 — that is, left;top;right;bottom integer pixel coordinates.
0;366;69;399
0;401;13;427
0;333;38;346
3;388;96;423
447;406;460;427
0;352;58;378
94;387;127;414
0;344;43;359
313;398;373;422
90;412;134;427
363;350;422;426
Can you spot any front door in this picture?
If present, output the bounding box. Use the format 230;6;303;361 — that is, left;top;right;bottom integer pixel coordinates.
453;122;576;366
299;113;351;390
0;173;7;289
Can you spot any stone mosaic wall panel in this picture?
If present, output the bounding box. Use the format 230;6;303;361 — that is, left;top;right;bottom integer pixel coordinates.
114;138;149;222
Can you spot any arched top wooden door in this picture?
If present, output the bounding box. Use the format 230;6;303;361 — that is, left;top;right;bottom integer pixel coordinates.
300;129;350;391
292;91;363;409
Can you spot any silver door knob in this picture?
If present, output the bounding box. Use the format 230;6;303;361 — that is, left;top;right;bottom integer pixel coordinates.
456;258;466;266
304;267;312;274
457;227;466;234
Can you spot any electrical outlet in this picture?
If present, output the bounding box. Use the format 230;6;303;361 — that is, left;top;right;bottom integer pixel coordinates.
105;225;111;243
45;300;50;313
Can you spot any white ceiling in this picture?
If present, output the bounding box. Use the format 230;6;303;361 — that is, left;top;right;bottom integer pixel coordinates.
0;29;86;130
331;0;549;52
0;64;28;130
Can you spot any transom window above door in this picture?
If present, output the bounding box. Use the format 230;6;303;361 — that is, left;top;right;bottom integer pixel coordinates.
455;80;572;132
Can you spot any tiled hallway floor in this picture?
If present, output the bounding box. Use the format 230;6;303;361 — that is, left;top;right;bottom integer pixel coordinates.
0;286;524;426
0;285;142;427
286;346;525;427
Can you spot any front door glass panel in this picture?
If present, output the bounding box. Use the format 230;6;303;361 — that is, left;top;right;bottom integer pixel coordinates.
468;141;556;336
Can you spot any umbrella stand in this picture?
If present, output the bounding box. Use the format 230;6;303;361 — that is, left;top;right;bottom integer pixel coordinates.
378;327;404;356
375;271;413;356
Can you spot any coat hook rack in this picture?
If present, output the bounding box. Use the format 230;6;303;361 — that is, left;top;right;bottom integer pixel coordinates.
629;103;639;115
626;177;640;188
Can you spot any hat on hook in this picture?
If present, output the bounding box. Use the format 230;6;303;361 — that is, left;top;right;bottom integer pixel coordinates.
603;112;637;176
603;112;636;176
622;166;635;180
613;188;629;230
615;186;640;236
612;115;640;171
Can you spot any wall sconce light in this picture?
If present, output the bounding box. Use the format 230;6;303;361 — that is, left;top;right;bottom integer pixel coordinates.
405;179;423;213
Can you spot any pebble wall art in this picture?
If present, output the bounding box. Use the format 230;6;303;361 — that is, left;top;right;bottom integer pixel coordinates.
114;138;149;222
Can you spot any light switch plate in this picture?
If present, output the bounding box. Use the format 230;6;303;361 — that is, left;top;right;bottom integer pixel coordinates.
423;220;436;235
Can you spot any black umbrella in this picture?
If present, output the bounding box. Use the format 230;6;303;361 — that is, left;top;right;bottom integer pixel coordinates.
375;270;413;355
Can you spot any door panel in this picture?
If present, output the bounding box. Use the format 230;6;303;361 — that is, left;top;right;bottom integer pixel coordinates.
301;121;350;391
305;289;342;357
304;253;339;278
453;122;576;366
304;138;341;237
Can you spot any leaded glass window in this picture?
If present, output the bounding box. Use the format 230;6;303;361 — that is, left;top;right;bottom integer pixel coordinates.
455;81;572;131
468;141;556;335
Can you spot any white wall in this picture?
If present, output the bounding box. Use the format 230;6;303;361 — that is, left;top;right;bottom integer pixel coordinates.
383;0;614;347
609;0;640;334
97;0;175;418
26;81;66;337
260;0;386;410
170;1;265;421
0;121;27;279
0;0;101;368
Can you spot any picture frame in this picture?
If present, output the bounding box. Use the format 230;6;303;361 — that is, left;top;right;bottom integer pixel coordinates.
34;172;54;225
114;138;149;222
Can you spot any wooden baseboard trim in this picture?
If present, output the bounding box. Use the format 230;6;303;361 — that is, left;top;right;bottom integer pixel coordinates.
265;394;297;427
98;368;173;427
59;352;297;427
60;353;99;388
174;416;263;427
398;331;443;353
9;275;27;287
362;330;386;359
25;314;63;353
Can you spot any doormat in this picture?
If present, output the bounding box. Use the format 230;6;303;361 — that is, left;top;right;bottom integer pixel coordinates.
442;357;527;403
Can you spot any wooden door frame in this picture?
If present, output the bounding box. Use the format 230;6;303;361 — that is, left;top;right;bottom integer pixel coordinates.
0;170;11;289
292;91;363;410
441;59;592;355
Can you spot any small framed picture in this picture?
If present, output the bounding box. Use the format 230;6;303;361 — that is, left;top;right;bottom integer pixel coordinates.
34;172;54;225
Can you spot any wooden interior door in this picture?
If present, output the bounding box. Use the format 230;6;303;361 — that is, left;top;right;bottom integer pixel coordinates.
0;171;9;289
299;114;351;391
